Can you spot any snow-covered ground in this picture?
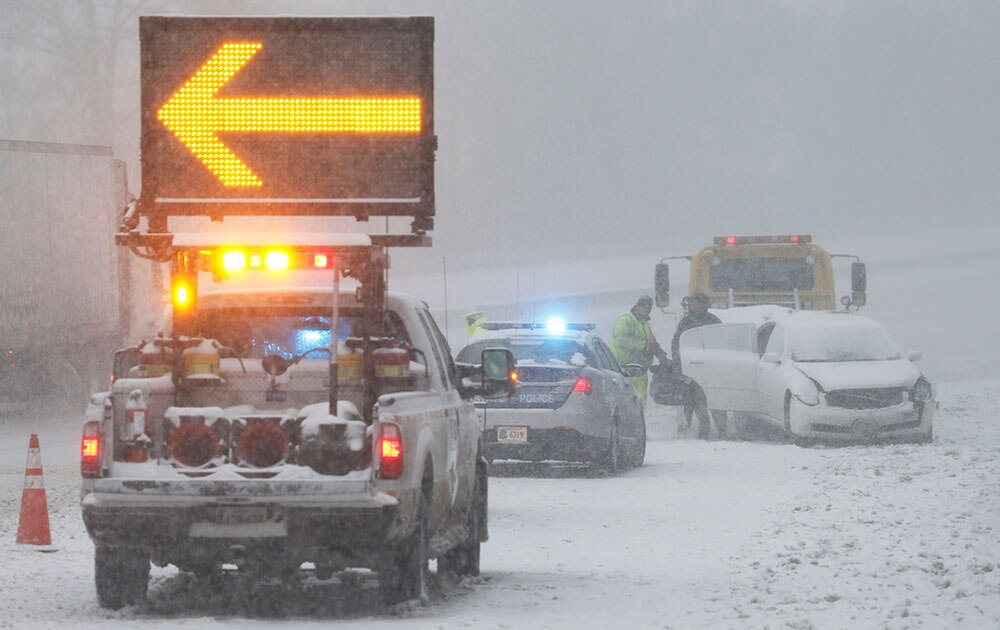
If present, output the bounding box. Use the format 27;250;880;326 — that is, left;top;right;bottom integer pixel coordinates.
1;378;997;629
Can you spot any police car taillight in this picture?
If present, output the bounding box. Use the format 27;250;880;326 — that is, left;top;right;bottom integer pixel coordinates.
572;377;593;395
379;423;404;479
81;420;101;478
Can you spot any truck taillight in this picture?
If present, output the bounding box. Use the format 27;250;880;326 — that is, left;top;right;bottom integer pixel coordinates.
573;377;593;395
81;420;101;478
379;423;404;479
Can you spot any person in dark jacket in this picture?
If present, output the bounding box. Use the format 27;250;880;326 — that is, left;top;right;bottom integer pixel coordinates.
670;293;725;439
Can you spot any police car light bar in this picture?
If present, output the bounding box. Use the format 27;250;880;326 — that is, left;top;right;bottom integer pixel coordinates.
480;322;596;332
714;234;812;246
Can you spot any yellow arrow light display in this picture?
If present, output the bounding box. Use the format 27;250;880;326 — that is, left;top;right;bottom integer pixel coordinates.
157;42;422;187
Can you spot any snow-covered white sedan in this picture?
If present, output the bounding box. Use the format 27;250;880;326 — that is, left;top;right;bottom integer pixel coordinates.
676;310;935;444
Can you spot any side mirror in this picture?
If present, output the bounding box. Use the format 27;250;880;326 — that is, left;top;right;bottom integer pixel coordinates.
621;363;646;379
851;262;867;307
761;352;781;364
907;350;922;362
481;348;517;398
112;347;141;381
654;263;670;308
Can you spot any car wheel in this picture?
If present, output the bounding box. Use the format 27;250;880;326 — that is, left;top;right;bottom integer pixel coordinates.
784;392;795;442
915;424;933;444
602;418;621;474
631;409;646;467
95;545;149;610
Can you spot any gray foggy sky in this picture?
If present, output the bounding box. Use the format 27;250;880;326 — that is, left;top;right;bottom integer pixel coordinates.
1;1;997;271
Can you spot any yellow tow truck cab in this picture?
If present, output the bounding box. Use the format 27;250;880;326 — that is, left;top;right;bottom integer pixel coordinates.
655;235;866;311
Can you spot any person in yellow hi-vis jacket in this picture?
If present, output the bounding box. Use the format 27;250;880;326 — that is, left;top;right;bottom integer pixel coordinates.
611;295;668;406
465;311;486;336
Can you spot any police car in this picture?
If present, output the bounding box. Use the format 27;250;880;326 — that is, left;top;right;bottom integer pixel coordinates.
455;319;646;471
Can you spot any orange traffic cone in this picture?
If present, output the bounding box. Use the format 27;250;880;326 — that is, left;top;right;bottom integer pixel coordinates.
16;434;52;546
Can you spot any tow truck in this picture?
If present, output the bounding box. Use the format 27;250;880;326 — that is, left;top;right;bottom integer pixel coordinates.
79;15;516;610
81;233;515;608
654;234;867;311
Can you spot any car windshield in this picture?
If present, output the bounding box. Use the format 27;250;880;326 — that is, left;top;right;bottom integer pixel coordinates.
710;257;815;292
790;325;902;362
457;338;591;366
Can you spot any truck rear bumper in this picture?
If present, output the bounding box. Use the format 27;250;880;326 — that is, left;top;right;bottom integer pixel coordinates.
81;479;400;561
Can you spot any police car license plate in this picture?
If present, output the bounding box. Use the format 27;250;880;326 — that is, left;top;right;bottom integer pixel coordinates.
496;426;528;444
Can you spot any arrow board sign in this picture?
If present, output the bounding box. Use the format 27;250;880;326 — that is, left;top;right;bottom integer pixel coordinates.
139;17;435;221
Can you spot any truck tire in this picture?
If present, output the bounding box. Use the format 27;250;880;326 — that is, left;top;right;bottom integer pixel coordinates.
95;545;149;609
380;494;429;605
440;462;486;577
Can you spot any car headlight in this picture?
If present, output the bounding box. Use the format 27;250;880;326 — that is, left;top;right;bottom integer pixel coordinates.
909;377;933;403
793;378;821;406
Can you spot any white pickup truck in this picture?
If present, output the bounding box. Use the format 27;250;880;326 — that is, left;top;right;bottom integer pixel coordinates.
81;287;514;609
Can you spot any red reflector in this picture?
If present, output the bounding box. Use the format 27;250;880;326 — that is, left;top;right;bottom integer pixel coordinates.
123;446;148;463
790;235;799;242
236;422;289;468
169;422;220;468
725;236;737;245
572;377;593;394
81;421;101;478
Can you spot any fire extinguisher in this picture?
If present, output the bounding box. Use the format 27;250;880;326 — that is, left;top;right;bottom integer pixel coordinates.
124;389;151;463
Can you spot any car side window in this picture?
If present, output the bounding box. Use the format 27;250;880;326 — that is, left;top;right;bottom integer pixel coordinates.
679;328;704;350
594;339;622;373
700;324;756;352
757;322;777;357
764;325;785;357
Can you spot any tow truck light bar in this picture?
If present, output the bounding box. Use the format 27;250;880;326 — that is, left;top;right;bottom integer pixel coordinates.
714;234;813;246
215;248;336;274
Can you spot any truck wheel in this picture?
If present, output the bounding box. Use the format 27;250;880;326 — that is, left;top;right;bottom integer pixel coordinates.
95;545;149;609
381;494;428;605
440;462;485;577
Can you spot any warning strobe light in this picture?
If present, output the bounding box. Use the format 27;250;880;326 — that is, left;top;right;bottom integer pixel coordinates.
221;249;247;272
172;279;194;309
264;251;290;272
545;316;568;336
